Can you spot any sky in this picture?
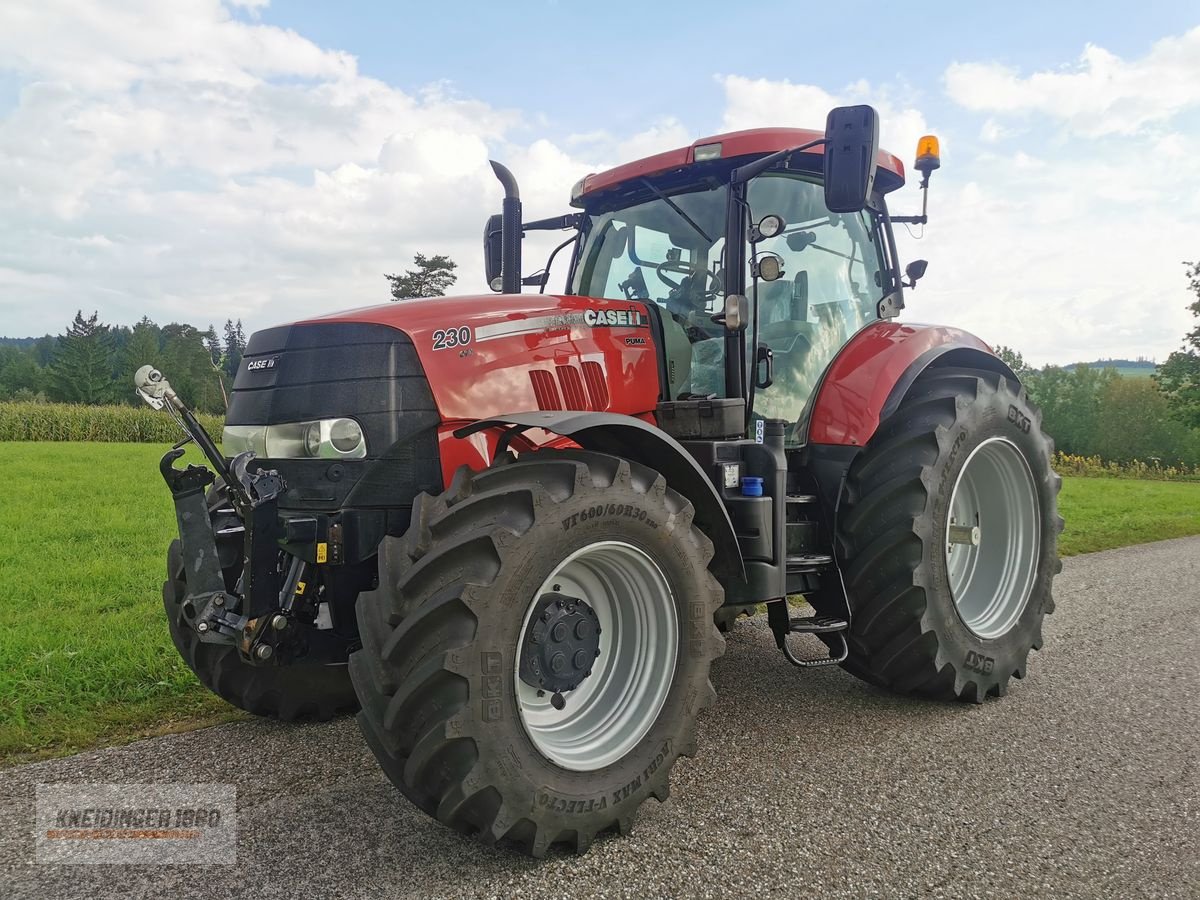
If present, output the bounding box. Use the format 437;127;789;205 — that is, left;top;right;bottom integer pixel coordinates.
1;0;1198;365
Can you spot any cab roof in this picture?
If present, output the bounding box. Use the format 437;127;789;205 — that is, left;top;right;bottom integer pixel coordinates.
576;127;907;202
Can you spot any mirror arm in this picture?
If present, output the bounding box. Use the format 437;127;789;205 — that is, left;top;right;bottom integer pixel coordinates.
523;213;583;232
731;138;826;185
537;234;579;295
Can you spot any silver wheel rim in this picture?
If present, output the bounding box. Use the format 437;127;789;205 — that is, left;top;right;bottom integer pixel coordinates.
515;541;678;772
945;437;1040;639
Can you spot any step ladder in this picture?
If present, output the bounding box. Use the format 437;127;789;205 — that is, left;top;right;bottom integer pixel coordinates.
776;614;849;668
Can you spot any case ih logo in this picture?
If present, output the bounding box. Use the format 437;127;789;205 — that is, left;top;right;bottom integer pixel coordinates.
245;357;277;372
584;308;646;328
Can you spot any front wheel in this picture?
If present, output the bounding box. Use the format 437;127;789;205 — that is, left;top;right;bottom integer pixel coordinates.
349;450;725;856
832;366;1062;702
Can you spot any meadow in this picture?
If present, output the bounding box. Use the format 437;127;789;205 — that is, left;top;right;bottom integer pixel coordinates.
2;441;1199;764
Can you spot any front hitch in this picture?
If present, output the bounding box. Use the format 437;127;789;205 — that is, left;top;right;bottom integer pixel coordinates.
140;365;289;661
160;446;247;644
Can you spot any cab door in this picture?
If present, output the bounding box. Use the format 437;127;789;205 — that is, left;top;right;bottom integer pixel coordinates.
746;173;889;441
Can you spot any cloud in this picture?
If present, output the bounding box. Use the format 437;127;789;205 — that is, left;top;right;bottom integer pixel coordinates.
945;27;1200;137
719;74;932;166
0;0;611;335
0;3;1197;371
719;67;1200;365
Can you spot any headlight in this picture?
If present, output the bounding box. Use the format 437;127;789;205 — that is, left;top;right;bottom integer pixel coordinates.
223;418;367;460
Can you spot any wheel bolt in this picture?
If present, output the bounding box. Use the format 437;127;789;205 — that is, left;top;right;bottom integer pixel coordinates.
552;622;567;642
573;649;589;670
196;621;210;634
575;620;592;640
550;652;566;672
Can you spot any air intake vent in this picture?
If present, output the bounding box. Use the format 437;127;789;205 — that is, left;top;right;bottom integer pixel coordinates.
530;363;612;411
530;369;562;410
581;361;610;411
556;365;588;409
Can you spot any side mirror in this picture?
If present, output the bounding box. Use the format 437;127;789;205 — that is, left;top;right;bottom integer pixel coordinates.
904;259;928;289
823;105;879;213
715;293;749;331
483;214;503;292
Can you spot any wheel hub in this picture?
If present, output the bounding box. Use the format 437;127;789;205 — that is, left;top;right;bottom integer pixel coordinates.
518;593;601;694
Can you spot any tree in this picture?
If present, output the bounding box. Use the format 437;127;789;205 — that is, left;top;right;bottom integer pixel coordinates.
1094;376;1199;466
0;347;42;398
994;345;1034;380
1155;261;1200;427
49;311;117;404
385;253;458;300
1023;364;1118;456
120;317;162;403
222;319;246;380
160;323;225;413
204;325;221;367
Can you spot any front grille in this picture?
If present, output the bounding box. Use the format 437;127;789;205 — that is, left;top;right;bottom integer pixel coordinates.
228;321;442;510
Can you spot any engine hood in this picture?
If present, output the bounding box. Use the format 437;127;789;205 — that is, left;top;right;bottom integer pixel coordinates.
294;293;663;422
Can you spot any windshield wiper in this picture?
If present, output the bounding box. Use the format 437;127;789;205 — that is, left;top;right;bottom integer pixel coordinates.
639;178;713;244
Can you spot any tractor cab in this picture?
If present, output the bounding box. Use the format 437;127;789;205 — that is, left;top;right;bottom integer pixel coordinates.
489;110;934;447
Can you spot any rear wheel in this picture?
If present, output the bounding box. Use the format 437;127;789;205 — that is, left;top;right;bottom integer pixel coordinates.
349;450;725;856
163;484;357;720
832;366;1062;702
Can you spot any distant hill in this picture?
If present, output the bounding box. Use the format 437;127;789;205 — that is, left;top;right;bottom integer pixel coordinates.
1064;358;1157;378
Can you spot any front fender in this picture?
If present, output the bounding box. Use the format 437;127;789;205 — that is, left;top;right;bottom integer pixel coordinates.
454;411;745;580
806;321;1015;447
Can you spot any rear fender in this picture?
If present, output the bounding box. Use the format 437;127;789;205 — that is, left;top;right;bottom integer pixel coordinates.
804;329;1018;519
453;411;745;580
806;321;1015;448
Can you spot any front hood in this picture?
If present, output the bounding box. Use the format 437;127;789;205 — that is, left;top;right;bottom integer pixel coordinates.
293;293;663;421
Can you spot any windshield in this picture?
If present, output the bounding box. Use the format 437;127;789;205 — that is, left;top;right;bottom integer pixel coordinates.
570;170;891;425
572;182;728;399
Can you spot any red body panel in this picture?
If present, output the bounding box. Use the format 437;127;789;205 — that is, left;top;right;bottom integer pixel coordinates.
807;321;994;447
580;128;907;199
301;295;661;483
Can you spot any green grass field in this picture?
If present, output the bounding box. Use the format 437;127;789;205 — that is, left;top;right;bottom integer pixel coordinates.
0;443;244;765
2;442;1199;765
1057;477;1200;554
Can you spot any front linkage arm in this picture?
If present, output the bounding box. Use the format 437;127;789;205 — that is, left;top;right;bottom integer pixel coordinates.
137;365;292;663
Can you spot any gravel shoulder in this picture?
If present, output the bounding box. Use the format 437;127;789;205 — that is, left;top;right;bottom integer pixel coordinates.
2;537;1198;899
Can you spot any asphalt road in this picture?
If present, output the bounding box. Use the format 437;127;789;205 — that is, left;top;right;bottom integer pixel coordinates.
3;537;1198;899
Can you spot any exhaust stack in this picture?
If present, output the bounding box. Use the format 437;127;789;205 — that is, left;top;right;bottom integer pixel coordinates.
489;160;522;294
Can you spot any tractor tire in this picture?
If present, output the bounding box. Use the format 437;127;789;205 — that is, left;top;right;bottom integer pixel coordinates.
832;366;1062;702
163;483;357;721
349;450;725;856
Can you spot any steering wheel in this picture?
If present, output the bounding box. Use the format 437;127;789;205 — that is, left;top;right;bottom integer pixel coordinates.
655;259;722;292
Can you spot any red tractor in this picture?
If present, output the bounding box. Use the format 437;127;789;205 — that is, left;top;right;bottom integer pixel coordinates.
139;106;1060;857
